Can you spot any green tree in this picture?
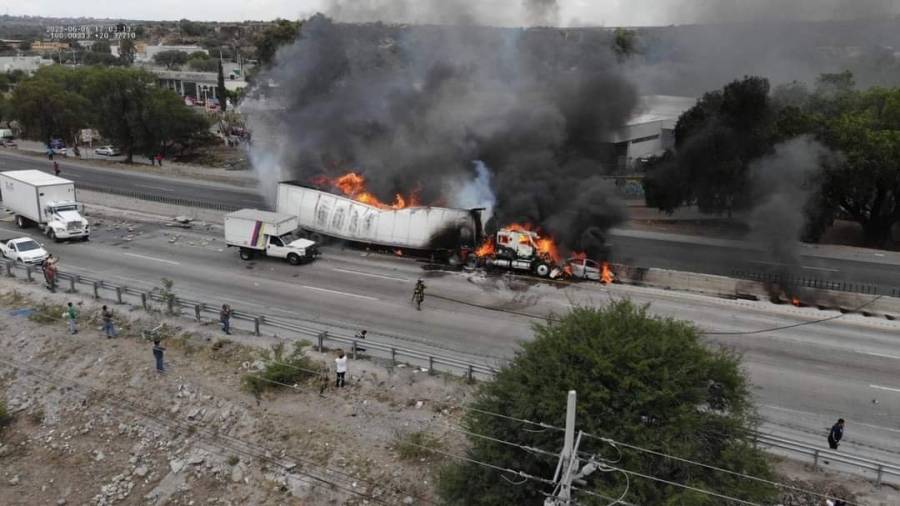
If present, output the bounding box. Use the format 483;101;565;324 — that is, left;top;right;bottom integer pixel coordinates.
84;68;157;162
188;58;218;72
91;40;111;54
118;39;136;65
612;28;639;61
11;75;88;143
438;301;775;505
643;76;777;217
153;50;189;69
819;87;900;246
217;59;227;112
255;19;300;67
138;87;211;158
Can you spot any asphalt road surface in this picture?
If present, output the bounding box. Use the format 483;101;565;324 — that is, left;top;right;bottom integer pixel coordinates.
2;150;899;296
2;216;900;477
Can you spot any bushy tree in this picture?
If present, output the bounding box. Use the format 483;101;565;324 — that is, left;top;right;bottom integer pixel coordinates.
154;50;189;69
438;301;775;505
11;76;88;143
118;39;136;65
644;76;777;217
85;68;157;162
138;87;211;158
255;19;301;67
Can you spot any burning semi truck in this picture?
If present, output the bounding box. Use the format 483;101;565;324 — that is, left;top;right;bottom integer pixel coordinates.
274;174;613;282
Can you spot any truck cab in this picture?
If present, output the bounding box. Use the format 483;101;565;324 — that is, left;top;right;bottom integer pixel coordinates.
43;201;90;241
261;233;318;265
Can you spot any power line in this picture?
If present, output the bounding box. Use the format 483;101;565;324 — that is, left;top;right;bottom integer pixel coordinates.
455;404;858;506
702;294;883;336
403;441;556;486
581;433;860;506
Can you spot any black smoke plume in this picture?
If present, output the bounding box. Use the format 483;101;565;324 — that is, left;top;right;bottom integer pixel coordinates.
244;13;636;258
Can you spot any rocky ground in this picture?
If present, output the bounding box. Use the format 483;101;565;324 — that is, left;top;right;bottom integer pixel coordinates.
0;280;472;505
0;273;895;505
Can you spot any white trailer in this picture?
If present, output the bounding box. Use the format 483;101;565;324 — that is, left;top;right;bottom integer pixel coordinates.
0;170;90;241
276;182;483;255
224;209;318;265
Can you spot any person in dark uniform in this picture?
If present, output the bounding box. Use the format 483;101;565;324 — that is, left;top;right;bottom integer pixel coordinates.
828;418;844;450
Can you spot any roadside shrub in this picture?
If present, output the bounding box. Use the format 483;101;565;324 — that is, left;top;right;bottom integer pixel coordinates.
28;303;68;324
0;400;11;427
392;431;444;462
241;342;318;397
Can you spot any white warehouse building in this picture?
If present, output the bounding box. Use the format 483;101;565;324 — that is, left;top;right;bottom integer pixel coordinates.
603;95;696;171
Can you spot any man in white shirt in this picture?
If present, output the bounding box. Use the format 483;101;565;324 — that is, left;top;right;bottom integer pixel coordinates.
335;350;348;388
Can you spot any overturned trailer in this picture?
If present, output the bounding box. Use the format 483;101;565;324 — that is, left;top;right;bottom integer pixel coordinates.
276;181;483;260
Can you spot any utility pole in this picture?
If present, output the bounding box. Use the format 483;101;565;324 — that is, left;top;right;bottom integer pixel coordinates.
545;390;583;506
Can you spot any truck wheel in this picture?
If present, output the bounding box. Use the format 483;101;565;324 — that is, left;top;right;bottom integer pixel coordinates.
15;215;27;229
239;248;254;261
81;236;89;242
287;253;301;265
48;230;59;242
535;263;551;278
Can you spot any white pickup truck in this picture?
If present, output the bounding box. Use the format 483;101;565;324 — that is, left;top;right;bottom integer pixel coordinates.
225;209;319;265
0;236;49;265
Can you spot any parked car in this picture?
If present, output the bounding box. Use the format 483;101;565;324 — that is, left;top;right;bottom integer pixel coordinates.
94;145;121;156
0;139;17;148
0;236;49;265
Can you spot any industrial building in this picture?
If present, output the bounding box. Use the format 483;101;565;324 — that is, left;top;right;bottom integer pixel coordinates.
604;95;696;171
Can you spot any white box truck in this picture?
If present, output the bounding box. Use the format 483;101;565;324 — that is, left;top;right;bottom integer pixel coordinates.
224;209;319;265
0;170;90;241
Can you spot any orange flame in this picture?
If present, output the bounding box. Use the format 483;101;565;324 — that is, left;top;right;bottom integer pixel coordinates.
475;237;496;257
791;296;801;307
474;223;562;264
600;262;614;284
313;172;419;210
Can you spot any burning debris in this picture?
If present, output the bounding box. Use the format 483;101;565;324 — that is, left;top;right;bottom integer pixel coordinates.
244;13;635;265
312;172;421;210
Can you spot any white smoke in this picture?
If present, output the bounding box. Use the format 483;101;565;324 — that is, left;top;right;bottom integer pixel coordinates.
449;160;497;223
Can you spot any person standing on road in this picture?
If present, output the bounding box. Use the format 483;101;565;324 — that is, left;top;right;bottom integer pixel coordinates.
101;305;116;338
53;160;60;176
828;418;845;450
335;350;348;388
220;304;232;335
66;302;78;334
47;146;54;160
155;153;164;167
152;340;166;373
412;279;426;310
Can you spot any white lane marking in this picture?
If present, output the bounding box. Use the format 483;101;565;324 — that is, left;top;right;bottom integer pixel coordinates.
800;265;839;273
748;260;838;273
870;384;900;394
855;350;900;360
331;267;408;282
121;252;181;265
301;285;378;301
134;184;175;192
762;404;900;434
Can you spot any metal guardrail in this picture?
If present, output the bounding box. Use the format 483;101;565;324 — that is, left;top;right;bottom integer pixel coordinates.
77;182;242;212
754;432;900;486
731;270;886;297
2;261;497;382
5;260;899;484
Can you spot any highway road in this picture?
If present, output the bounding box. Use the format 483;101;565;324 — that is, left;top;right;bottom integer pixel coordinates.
2;150;898;294
2;216;900;476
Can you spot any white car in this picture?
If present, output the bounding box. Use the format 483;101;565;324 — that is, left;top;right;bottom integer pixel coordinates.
94;146;121;156
0;236;49;265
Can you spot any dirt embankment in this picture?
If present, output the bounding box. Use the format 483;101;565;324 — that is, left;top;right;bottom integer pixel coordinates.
0;280;471;505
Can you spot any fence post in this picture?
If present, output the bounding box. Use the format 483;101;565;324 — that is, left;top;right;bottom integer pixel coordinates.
93;281;99;299
25;266;32;282
876;465;883;488
4;261;12;277
68;276;76;293
351;340;358;360
466;365;474;384
812;449;820;469
194;304;201;322
253;317;260;336
390;347;397;365
428;356;435;375
166;296;174;314
141;292;148;311
317;331;326;352
115;287;123;304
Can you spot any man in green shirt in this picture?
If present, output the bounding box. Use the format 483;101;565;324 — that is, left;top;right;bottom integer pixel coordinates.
66;302;78;334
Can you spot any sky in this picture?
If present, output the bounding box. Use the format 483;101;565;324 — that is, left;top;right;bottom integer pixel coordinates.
3;0;899;26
